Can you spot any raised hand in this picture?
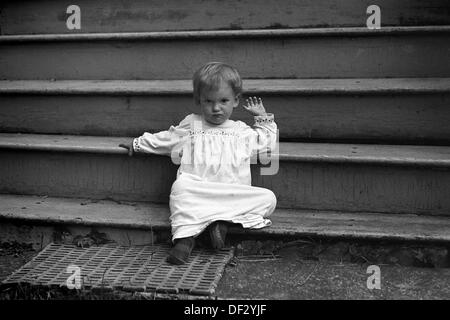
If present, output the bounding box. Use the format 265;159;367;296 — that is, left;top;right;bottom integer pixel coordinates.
243;96;267;117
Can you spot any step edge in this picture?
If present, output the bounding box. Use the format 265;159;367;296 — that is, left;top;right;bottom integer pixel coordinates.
0;212;168;230
1;205;449;243
232;227;450;243
1;79;450;95
1;134;450;167
1;26;450;43
278;155;450;167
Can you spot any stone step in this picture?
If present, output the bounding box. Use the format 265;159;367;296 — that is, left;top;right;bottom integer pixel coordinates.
1;0;449;35
1;133;450;215
1;27;449;79
1;194;449;248
1;78;449;144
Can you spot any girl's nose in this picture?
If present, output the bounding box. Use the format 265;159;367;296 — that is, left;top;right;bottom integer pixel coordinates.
212;103;221;111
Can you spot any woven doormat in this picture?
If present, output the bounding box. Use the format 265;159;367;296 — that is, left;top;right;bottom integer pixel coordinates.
2;243;234;296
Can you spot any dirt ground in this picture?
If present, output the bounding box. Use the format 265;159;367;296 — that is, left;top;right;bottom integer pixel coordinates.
217;255;450;299
1;240;449;300
0;243;36;284
216;239;450;299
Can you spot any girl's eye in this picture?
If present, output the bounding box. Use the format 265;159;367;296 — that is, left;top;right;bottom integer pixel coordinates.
221;99;228;103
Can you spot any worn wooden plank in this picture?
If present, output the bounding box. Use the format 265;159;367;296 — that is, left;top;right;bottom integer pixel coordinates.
1;194;449;242
1;0;450;35
0;194;170;229
2;27;450;42
0;133;131;154
278;143;450;167
1;133;450;167
0;146;450;214
2;78;450;94
1;95;449;143
1;80;450;143
256;162;450;215
0;150;177;204
1;33;449;79
237;208;450;242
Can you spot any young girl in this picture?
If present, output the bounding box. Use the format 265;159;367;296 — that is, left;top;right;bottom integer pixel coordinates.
120;62;277;265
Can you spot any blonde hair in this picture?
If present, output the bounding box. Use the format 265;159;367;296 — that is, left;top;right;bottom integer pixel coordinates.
193;62;242;105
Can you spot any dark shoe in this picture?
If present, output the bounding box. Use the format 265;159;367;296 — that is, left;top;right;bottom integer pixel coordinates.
167;237;195;265
209;221;228;250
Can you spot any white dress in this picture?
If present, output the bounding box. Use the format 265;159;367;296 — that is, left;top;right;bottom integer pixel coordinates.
133;113;278;241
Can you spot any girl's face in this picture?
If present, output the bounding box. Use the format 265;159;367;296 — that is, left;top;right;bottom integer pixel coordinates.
198;82;239;125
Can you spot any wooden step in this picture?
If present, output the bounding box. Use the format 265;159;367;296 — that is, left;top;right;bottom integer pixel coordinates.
1;194;449;243
1;79;449;143
1;133;450;215
1;27;449;79
2;134;450;167
1;0;449;35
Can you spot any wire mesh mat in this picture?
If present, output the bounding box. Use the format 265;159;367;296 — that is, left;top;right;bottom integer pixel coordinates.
2;243;235;296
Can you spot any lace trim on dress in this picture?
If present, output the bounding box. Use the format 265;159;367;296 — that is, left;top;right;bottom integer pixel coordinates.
133;138;140;152
189;129;240;137
254;113;275;124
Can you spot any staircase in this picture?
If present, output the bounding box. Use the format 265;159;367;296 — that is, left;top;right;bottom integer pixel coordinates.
1;0;450;248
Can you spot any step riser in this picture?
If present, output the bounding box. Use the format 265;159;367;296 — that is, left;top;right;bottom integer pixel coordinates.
1;94;450;143
2;0;449;34
1;34;449;79
0;222;161;250
1;150;449;215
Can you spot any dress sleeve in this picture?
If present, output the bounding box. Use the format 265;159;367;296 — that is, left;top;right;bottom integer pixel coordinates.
242;113;278;156
133;114;192;156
